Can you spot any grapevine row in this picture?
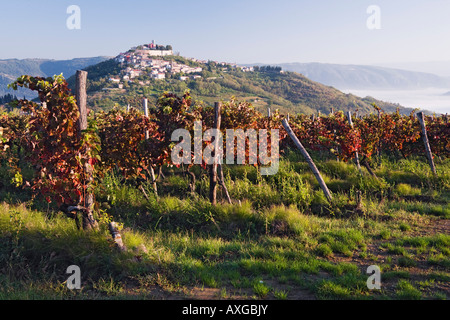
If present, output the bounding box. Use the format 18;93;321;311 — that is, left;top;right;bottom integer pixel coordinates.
1;76;449;208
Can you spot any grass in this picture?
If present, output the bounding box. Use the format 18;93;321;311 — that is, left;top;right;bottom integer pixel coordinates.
0;154;449;300
253;281;271;298
395;183;422;197
316;280;352;300
273;289;289;300
396;280;422;300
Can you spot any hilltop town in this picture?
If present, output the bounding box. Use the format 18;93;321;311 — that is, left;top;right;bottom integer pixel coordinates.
111;42;254;87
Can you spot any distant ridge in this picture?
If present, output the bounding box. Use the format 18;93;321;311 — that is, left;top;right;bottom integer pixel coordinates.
0;56;110;98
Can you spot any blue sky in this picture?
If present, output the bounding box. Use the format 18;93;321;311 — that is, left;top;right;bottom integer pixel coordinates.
1;0;449;65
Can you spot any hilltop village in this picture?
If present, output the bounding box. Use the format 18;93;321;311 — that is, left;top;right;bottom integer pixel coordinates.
111;42;254;86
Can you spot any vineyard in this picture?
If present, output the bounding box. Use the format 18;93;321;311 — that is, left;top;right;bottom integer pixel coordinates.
0;74;449;300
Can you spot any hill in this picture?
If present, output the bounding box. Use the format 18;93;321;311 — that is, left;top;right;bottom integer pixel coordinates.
67;53;415;115
273;62;450;90
0;57;110;98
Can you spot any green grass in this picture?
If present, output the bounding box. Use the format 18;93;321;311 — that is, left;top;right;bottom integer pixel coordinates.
253;281;271;298
273;289;289;300
395;280;422;300
395;183;422;196
0;154;449;300
386;201;450;218
316;280;352;300
397;256;417;268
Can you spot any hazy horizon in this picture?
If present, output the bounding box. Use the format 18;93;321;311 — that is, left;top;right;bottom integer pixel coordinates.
342;87;450;114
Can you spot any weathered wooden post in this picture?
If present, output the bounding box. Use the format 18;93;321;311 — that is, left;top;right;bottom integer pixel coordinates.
282;119;333;203
143;98;158;196
346;111;362;173
209;102;223;205
75;70;88;136
417;112;437;175
108;222;127;252
143;98;150;140
211;102;230;203
209;102;222;205
75;70;97;230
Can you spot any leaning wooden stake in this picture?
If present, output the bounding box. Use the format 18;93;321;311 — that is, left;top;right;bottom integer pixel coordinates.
417;112;437;175
346;111;362;174
218;164;232;204
282;119;333;202
75;70;98;230
361;158;378;179
209;102;221;205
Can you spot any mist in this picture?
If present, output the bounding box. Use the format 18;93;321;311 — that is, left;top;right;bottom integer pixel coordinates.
342;88;450;114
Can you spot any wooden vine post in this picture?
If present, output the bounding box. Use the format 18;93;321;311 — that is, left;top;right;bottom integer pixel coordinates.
143;98;150;140
208;102;231;205
75;70;97;230
209;102;221;205
346;111;362;173
143;98;158;196
76;71;88;136
108;222;127;252
417;112;437;175
282;119;333;203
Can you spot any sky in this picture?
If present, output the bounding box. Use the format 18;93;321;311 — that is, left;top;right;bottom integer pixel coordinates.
1;0;450;66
